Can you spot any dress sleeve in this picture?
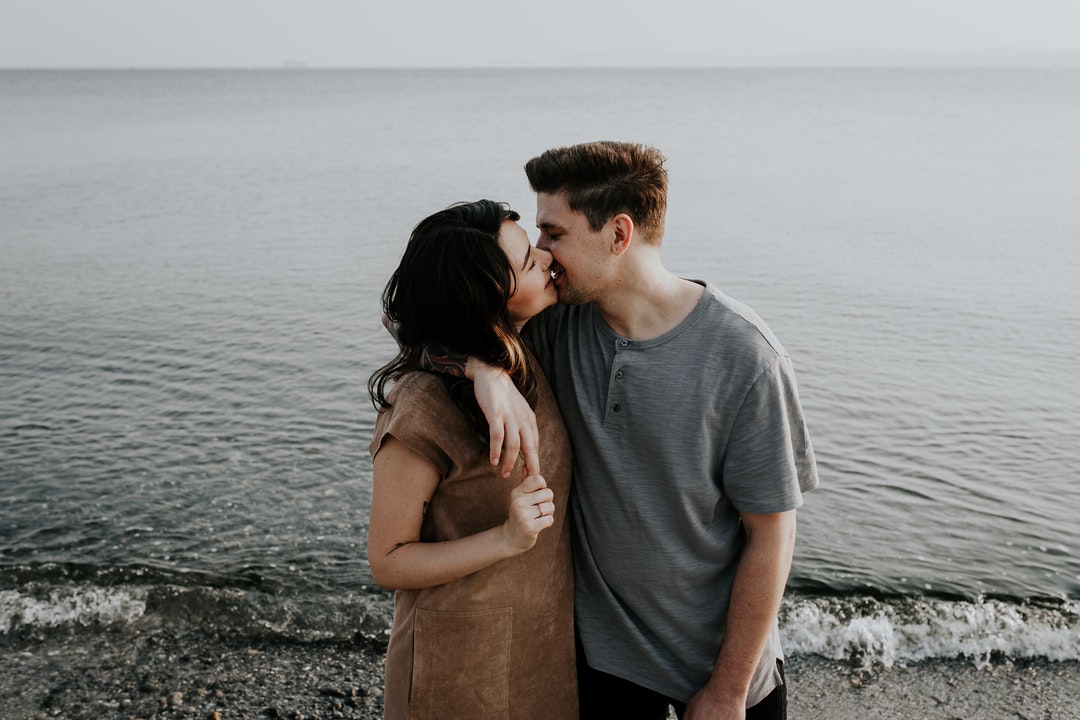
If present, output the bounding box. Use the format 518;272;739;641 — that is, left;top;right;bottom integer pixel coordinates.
368;374;457;477
722;355;819;513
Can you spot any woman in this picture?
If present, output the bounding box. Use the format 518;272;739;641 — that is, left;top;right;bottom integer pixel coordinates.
367;200;576;720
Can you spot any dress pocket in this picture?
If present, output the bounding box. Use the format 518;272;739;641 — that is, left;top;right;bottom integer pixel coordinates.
410;606;513;719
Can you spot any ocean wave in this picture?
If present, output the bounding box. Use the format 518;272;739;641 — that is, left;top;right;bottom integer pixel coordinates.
4;583;1078;669
0;585;147;633
780;594;1080;668
0;581;392;644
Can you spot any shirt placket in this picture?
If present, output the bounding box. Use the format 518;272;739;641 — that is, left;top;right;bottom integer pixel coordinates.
603;337;631;425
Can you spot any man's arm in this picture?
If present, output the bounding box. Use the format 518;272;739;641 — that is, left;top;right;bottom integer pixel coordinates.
684;510;797;720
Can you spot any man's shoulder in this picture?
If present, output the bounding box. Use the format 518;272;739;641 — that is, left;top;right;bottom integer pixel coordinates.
695;282;788;359
525;302;592;339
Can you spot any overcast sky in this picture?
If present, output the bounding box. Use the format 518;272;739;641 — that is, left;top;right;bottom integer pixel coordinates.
2;0;1079;68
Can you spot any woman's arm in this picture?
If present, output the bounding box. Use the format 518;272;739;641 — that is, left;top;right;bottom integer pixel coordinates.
379;316;539;479
367;435;555;590
467;360;540;478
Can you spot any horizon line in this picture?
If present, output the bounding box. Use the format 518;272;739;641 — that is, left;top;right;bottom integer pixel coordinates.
4;47;1080;71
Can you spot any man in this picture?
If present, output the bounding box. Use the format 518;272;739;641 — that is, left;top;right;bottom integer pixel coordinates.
430;141;817;720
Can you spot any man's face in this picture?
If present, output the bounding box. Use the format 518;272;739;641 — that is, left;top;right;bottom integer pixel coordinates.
535;192;609;306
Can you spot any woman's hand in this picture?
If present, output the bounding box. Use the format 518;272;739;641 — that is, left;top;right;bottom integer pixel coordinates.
467;359;540;479
369;439;555;591
500;474;555;553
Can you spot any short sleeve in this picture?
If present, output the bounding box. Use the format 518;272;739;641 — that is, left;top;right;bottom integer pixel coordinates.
368;374;462;477
722;355;819;513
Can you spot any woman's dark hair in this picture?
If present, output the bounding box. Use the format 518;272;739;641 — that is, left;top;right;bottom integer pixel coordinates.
368;200;539;438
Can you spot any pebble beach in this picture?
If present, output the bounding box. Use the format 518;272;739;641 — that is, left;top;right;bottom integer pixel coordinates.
2;628;1078;720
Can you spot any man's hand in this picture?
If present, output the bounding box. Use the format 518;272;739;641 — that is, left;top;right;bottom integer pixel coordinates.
467;359;540;478
686;510;796;720
683;683;744;720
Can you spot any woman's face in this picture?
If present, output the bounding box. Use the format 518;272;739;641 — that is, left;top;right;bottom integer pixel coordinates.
499;219;557;327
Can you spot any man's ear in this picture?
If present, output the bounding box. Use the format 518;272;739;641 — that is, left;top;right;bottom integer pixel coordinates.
610;214;634;256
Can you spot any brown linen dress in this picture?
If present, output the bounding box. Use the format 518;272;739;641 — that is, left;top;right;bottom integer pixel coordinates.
369;369;577;720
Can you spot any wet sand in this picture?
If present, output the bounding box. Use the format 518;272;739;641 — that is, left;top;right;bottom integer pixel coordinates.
1;628;1077;719
785;654;1079;720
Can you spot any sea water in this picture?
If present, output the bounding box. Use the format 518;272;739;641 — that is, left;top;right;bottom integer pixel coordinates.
2;68;1078;666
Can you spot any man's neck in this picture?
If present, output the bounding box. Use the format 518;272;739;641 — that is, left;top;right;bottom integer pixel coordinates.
596;267;705;340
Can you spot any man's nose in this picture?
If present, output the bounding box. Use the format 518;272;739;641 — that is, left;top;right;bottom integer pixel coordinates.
537;235;551;251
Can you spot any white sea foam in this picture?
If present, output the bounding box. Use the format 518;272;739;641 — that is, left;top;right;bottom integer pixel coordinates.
780;596;1080;668
0;586;147;633
2;582;1078;663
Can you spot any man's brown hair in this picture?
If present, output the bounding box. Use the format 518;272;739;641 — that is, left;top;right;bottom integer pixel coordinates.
525;141;668;244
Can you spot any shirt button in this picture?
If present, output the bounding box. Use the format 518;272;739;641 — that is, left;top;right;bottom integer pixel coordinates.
612;403;621;413
619;339;629;348
615;370;623;380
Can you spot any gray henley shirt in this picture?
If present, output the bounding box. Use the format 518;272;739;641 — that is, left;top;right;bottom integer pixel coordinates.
525;281;819;705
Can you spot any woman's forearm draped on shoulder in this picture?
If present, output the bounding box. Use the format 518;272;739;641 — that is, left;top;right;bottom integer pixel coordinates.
468;360;540;478
380;315;539;478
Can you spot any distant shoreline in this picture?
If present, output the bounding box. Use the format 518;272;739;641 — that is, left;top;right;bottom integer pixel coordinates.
3;53;1080;71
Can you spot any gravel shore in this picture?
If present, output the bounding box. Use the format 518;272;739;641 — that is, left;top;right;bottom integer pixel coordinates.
0;628;386;720
2;627;1078;719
